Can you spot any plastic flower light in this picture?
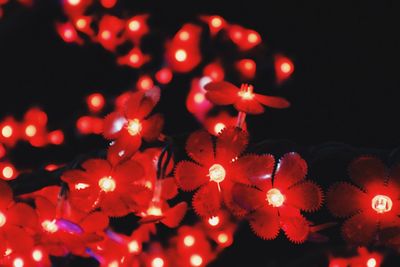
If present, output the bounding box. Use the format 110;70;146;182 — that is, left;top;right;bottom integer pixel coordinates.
204;81;290;114
62;158;152;217
232;153;323;243
103;88;164;164
175;127;273;217
327;156;400;244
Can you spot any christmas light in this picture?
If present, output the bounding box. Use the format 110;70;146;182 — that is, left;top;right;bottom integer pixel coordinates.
98;176;116;192
238;84;255;100
175;49;188;62
67;0;80;6
155;68;173;84
208;216;220;227
208;164;226;183
32;249;43;262
127;119;142;136
213;123;226;135
217;233;228;244
190;254;203;266
2;165;15;180
128;240;140;253
75;183;90;190
137;76;154;91
42;220;58;233
0;211;6;227
13;258;24;267
128;20;140;31
24;124;37;137
151;257;164;267
266;188;285;207
371;195;392;214
87;93;105;112
183;235;195;247
1;125;13;138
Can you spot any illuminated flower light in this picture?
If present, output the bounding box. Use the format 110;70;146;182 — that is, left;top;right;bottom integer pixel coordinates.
236;59;256;80
32;249;43;262
190;254;203;266
24;108;48;127
56;22;83;44
102;88;164;164
228;25;261;50
205;81;290;114
117;47;150;68
200;15;227;36
0;117;20;146
96;15;125;51
100;0;116;8
0;181;36;255
151;257;164;267
13;258;24;267
87;93;105;113
204;111;245;136
203;62;225;82
166;24;202;73
76;116;103;135
208;216;220;227
48;130;64;145
125;14;150;44
137;75;154;91
73;16;94;35
62;0;92;19
62;158;151;217
274;54;294;84
155;68;173;85
42;219;59;233
176;127;272;217
1;163;17;181
186;78;213;122
327;156;400;244
232;153;323;243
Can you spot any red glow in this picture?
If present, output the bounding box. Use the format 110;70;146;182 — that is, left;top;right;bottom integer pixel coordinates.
24;108;48;126
236;59;256;80
45;164;59;171
56;22;82;44
76;116;93;134
87;93;105;112
96;15;125;51
228;25;261;50
203;62;224;82
0;143;5;159
48;130;64;145
1;163;16;180
125;14;149;44
100;0;116;8
274;54;294;84
137;76;154;91
117;47;150;68
200;15;226;36
155;68;173;84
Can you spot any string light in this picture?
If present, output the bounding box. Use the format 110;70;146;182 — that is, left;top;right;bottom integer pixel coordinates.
32;249;43;262
238;84;255;100
371;195;392;214
151;257;164;267
127;119;142;136
183;235;195;247
2;165;15;180
128;240;140;253
266;188;285;207
208;216;220;227
13;258;24;267
42;220;58;233
25;125;37;137
1;125;13;138
217;233;228;244
175;49;188;62
98;176;116;192
367;257;377;267
213;123;226;135
208;164;226;183
190;254;203;266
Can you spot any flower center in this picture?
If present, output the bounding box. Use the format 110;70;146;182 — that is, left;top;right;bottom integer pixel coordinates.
238;83;255;100
208;164;226;183
266;188;285;207
98;176;116;192
371;194;393;214
0;211;6;227
127;119;142;136
146;205;163;216
41;219;58;233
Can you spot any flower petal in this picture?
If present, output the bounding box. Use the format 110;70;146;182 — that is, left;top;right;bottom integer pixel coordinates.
274;153;308;189
107;131;142;165
248;206;280;240
233;154;275;189
342;212;377;244
7;202;38;230
216;127;248;163
100;193;132;217
103;111;126;139
0;180;13;209
232;183;267;212
255;94;290;109
348;156;386;192
281;212;310;244
113;159;145;183
81;159;112;178
185;130;215;166
234;99;264;114
80;211;109;233
285;181;323;212
160;177;178;200
326;182;364;218
35;196;56;220
175;161;208;191
204;81;238;105
141;113;164;142
192;183;222;217
222;181;248;217
161;202;187;228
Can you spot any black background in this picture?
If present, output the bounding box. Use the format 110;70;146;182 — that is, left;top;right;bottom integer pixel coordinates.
1;0;400;266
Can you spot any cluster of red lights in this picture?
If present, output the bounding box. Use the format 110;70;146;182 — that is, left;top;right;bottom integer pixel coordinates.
1;1;397;267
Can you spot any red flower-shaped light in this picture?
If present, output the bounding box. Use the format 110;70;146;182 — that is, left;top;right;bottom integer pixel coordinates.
175;127;270;217
103;88;164;164
232;153;323;243
62;158;152;217
0;181;37;257
204;81;290;114
327;156;400;244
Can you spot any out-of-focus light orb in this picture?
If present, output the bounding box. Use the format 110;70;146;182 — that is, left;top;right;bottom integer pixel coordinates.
67;0;81;6
217;233;228;244
128;240;140;253
13;258;24;267
211;17;222;28
367;258;377;267
175;49;187;62
183;235;195;247
76;18;87;29
127;119;142;136
179;31;190;41
151;257;164;267
129;20;140;31
101;30;111;40
247;32;259;43
108;261;119;267
2;166;14;180
32;249;43;262
2;125;13;138
214;123;226;135
280;62;292;73
194;93;205;104
42;220;58;233
25;125;37;137
0;212;6;227
190;254;203;266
